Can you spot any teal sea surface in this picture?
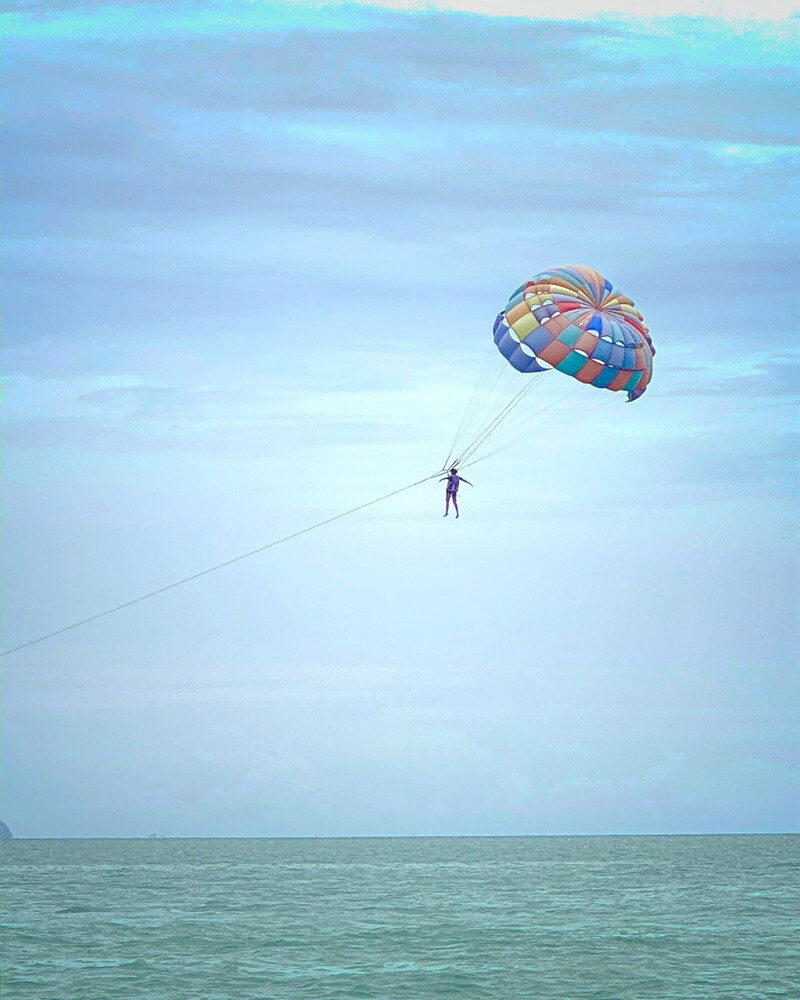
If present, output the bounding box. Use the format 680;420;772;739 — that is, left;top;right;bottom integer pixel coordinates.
2;835;798;999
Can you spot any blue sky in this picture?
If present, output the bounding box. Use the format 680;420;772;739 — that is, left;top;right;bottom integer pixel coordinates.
2;0;798;837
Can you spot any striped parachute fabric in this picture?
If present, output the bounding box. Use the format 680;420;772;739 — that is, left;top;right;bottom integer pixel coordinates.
493;265;655;401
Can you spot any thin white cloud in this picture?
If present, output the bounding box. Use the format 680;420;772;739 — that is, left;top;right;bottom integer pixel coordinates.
359;0;799;23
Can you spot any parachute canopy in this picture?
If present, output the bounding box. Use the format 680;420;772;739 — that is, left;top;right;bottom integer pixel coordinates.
493;265;655;401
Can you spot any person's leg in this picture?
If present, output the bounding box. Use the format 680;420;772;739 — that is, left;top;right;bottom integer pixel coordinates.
453;494;459;518
444;492;451;516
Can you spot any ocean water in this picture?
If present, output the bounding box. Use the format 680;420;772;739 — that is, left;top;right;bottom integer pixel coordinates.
2;835;798;999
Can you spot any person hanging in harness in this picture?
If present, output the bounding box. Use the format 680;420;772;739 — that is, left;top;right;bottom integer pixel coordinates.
441;467;473;518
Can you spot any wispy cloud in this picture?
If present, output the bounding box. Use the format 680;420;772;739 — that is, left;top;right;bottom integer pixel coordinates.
4;4;797;390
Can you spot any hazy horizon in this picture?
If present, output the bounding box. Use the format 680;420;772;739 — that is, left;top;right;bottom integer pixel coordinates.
5;831;799;840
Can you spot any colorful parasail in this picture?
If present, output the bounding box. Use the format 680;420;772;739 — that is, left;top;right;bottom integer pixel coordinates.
493;265;655;401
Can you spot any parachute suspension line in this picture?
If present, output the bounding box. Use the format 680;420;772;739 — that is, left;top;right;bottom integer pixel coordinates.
1;471;444;659
454;374;542;468
449;372;541;469
452;377;540;468
454;384;532;467
442;355;495;470
459;391;617;471
526;392;618;445
462;393;613;470
443;354;509;471
463;366;511;462
450;370;523;466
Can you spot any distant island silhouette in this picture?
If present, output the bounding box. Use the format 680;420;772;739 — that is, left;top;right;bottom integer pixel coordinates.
0;821;13;840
